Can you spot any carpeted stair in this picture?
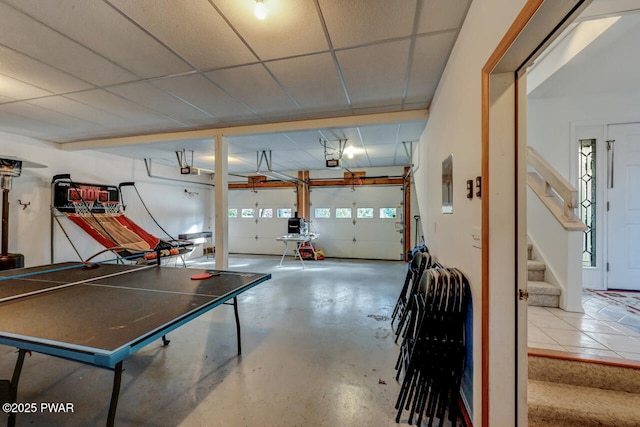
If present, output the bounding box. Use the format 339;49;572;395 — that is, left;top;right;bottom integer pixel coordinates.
527;243;561;308
528;352;640;426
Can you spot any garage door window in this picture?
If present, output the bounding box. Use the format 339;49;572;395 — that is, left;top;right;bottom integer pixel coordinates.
356;208;374;219
336;208;352;218
315;208;331;218
379;207;397;219
242;209;254;218
228;209;238;218
277;208;292;218
259;208;273;218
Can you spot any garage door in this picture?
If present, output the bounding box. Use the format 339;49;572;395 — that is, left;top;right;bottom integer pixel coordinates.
309;186;404;260
228;188;297;255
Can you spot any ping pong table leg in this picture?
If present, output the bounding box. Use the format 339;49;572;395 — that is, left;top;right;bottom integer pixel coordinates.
7;349;26;427
233;297;241;355
106;362;123;427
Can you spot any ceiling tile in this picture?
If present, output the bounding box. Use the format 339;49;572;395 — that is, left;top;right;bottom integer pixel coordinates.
0;74;52;100
98;138;219;168
266;53;348;112
397;120;428;142
0;109;69;140
0;2;136;86
0;102;106;139
317;128;361;146
0;45;93;94
319;0;417;48
3;0;191;79
418;0;470;33
281;130;330;149
364;144;405;160
405;32;458;104
359;124;401;146
108;0;257;70
213;0;329;60
153;74;257;122
336;40;411;108
229;133;297;153
205;64;300;117
271;149;318;165
28;96;132;128
107;81;216;126
64;89;186;132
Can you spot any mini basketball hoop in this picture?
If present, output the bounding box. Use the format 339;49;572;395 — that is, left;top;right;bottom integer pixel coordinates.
103;201;120;216
72;200;94;217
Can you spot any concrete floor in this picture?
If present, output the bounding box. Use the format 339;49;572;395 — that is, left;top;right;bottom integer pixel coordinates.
0;255;454;426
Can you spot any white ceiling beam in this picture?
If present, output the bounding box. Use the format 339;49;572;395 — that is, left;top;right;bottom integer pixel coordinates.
59;109;429;151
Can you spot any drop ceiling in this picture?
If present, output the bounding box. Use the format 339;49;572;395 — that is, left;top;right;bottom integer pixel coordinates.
0;0;471;174
3;0;632;176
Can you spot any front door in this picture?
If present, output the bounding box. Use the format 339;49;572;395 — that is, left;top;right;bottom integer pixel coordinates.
606;123;640;290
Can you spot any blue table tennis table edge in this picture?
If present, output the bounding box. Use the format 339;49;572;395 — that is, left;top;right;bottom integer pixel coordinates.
0;272;271;369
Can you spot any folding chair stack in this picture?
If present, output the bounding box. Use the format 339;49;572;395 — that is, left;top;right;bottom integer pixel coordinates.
391;249;431;340
393;266;470;427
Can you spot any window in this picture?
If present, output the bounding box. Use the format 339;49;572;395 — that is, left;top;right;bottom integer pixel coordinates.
259;208;273;218
241;209;255;218
379;207;397;219
228;209;238;218
277;208;292;218
335;208;352;218
356;208;374;219
578;139;596;267
315;208;331;218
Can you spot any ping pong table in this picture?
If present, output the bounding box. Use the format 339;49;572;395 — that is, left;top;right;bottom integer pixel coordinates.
0;261;271;426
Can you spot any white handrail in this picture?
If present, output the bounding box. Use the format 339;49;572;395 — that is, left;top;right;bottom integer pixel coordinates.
527;147;587;231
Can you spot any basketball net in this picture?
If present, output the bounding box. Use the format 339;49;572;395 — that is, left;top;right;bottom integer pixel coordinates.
103;202;120;216
72;201;94;217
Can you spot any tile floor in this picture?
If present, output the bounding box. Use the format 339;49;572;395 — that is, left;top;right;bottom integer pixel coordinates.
528;292;640;361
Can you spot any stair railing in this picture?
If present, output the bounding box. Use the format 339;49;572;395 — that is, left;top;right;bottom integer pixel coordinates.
527;147;587;231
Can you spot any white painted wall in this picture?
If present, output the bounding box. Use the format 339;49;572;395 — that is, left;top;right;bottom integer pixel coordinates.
412;0;528;424
528;89;640;182
1;131;214;266
528;89;640;295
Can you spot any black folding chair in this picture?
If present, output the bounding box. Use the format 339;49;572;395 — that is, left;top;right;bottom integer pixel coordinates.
394;267;470;427
394;252;430;343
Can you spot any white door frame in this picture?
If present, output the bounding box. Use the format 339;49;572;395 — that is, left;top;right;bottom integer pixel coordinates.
482;1;591;425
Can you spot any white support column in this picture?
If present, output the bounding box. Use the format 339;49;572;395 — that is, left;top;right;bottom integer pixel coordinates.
214;134;229;270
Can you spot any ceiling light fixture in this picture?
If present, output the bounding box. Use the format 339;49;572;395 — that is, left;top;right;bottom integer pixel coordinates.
254;0;267;20
345;146;355;160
